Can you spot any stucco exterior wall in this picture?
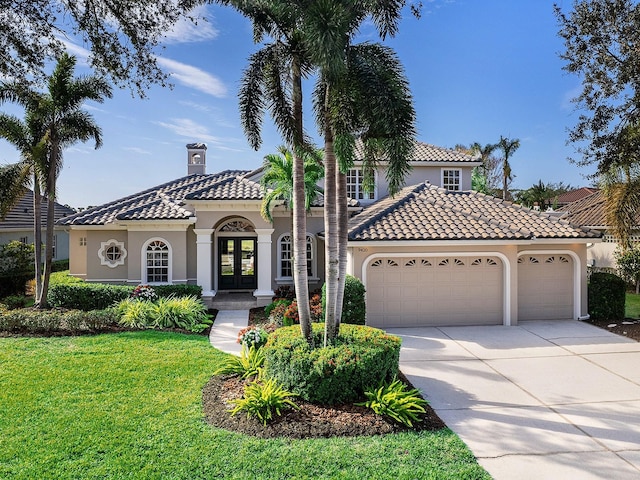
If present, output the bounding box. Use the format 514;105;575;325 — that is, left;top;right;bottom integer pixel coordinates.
0;228;70;260
127;229;189;284
86;230;128;283
68;230;87;278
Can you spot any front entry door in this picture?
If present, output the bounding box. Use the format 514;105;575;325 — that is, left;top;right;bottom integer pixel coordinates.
218;238;257;290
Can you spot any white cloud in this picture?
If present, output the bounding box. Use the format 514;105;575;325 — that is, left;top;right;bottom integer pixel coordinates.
162;5;219;43
155;56;227;97
57;38;91;66
123;146;152;155
154;117;225;144
178;100;212;113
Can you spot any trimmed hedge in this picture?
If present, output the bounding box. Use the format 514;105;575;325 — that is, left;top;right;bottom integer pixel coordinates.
0;308;119;333
588;272;626;321
263;323;401;405
49;283;133;310
322;275;366;325
49;283;203;311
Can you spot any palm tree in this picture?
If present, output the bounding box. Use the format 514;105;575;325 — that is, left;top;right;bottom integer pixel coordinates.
0;110;48;301
498;136;520;200
471;142;498;179
1;53;112;306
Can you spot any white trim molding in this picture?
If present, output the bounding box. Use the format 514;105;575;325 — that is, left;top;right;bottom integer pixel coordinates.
98;239;127;268
361;251;512;326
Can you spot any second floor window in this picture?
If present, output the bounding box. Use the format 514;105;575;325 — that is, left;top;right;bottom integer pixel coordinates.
442;169;461;191
347;169;376;201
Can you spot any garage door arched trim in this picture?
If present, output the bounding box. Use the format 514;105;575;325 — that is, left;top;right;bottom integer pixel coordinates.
517;250;581;321
361;251;512;326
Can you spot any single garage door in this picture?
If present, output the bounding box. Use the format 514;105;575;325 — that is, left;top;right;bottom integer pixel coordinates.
517;254;573;321
366;255;503;328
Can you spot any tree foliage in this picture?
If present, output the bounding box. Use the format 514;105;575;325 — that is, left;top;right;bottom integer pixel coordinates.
514;180;575;210
1;0;203;95
616;247;640;294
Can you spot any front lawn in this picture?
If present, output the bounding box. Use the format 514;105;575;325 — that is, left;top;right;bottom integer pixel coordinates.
0;332;489;479
626;292;640;318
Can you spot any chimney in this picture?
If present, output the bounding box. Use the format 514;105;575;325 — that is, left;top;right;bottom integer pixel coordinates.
187;143;207;175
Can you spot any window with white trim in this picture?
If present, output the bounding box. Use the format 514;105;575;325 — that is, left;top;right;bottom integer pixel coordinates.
442;169;461;191
145;240;170;283
52;234;57;259
278;233;315;279
98;239;127;268
346;169;376;201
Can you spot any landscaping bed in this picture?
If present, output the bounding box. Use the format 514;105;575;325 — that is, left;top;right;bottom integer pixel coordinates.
588;318;640;342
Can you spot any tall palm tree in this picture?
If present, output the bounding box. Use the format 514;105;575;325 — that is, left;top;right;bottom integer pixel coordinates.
498;136;520;200
0;110;48;301
1;53;112;306
471;141;498;180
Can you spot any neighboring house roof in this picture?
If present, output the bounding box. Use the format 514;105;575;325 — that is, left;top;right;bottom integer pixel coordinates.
0;190;76;229
354;140;480;164
558;190;640;230
555;187;598;206
347;182;601;241
58;170;358;226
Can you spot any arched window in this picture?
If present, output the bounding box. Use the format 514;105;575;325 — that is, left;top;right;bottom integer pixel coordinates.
277;233;316;280
143;239;171;283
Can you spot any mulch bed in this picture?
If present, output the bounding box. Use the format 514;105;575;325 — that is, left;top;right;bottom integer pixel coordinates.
588;318;640;342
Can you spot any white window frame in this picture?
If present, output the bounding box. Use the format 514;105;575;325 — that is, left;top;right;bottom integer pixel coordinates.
141;237;172;284
276;232;318;283
19;236;28;244
98;239;127;268
347;168;377;202
441;168;461;191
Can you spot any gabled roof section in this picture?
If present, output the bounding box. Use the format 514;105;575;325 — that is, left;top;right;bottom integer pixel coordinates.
558;190;634;229
58;170;252;226
348;183;601;241
0;190;75;229
556;187;599;205
354;140;480;164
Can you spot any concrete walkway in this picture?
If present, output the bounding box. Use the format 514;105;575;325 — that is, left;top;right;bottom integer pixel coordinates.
209;310;249;355
388;320;640;479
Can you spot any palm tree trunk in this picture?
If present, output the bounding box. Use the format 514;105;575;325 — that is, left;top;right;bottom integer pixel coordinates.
335;168;348;333
323;91;338;345
291;54;312;345
33;174;43;303
38;144;57;308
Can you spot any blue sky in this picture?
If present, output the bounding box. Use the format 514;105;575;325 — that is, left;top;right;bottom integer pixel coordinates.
0;0;592;208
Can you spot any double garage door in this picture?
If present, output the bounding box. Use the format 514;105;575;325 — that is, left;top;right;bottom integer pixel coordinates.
365;253;574;328
366;255;503;328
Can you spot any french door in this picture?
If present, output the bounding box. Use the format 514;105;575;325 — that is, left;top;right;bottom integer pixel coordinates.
218;238;257;290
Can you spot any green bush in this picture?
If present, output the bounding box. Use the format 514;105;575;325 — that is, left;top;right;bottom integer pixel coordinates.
0;241;34;297
1;295;29;310
152;284;202;299
115;296;212;332
51;259;70;272
263;323;401;405
49;271;85;285
0;308;118;333
213;345;266;379
230;377;299;425
357;378;428;427
588;272;626;320
49;283;133;310
322;274;366;325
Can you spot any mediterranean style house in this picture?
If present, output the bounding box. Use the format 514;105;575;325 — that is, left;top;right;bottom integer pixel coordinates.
0;190;75;260
58;142;601;327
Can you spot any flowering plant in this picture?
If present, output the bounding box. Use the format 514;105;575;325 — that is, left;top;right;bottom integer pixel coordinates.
237;325;269;349
131;284;158;302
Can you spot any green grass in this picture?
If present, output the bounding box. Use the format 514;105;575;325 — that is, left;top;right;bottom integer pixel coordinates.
626;292;640;318
0;332;489;479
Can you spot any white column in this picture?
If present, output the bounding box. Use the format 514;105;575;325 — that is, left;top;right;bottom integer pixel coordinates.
193;229;214;297
254;228;275;306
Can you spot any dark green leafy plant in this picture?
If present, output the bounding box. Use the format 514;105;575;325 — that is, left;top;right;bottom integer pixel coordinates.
322;274;366;325
357;378;428;428
213;345;265;379
0;308;118;333
229;377;299;425
588;272;626;321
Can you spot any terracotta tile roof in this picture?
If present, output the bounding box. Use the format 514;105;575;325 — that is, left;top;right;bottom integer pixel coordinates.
348;183;601;241
556;187;598;205
58;170;356;226
558;190;640;228
354;140;480;164
0;190;75;229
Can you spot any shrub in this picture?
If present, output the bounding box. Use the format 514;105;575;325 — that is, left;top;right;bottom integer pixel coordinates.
49;283;133;310
115;295;211;332
0;308;118;333
152;284;202;299
237;325;269;349
267;300;291;326
230;377;299;425
263;323;401;404
51;259;69;272
214;345;266;379
273;285;295;301
357;378;428;427
131;284;159;302
322;275;366;325
588;272;626;321
0;241;34;297
1;295;29;310
284;301;299;324
265;298;290;317
49;271;85;285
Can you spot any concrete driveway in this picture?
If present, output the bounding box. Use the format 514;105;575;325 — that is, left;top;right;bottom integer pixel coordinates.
387;320;640;479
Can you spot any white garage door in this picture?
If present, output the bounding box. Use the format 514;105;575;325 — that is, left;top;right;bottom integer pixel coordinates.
366;256;503;328
517;254;573;321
